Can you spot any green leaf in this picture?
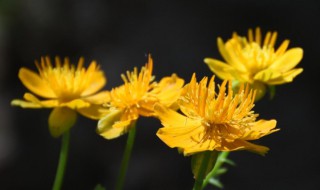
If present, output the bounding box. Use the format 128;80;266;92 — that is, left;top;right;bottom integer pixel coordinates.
209;178;224;189
202;152;235;189
223;158;236;166
215;167;228;175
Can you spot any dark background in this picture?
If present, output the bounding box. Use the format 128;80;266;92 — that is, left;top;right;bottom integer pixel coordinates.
0;0;319;189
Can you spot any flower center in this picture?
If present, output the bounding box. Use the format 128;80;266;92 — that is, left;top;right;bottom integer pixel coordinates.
44;67;85;101
201;121;236;143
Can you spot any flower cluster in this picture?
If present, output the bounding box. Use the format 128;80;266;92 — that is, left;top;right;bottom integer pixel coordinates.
11;27;303;190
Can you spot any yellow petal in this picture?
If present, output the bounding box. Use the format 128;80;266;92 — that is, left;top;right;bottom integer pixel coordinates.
224;39;251;72
218;140;270;156
60;99;90;109
156;74;184;91
281;68;304;82
49;107;77;137
217;139;245;152
83;90;110;104
157;125;203;150
217;37;247;72
77;104;109;120
97;109;128;139
21;95;87;109
113;119;134;129
21;94;90;110
183;138;217;155
81;62;107;96
137;104;155;117
254;69;282;83
158;124;217;155
204;58;235;80
19;68;56;98
266;68;303;85
237;140;270;156
269;48;303;72
154;104;201;128
217;37;232;63
243;119;278;140
23;93;59;108
11;99;42;108
99;122;128;140
154;74;184;107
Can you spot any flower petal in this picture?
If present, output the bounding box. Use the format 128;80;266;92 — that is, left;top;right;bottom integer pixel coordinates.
97;109;131;139
242;119;278;140
19;93;90;109
19;68;56;98
218;140;270;156
77;105;109;120
60;99;90;109
11;99;42;108
217;37;247;72
254;69;282;83
204;58;235;80
269;48;303;72
137;104;155;117
81;61;107;96
23;93;59;108
266;68;303;85
83;90;110;104
49;107;77;137
182;138;217;155
153;74;184;107
154;104;201;128
157;125;204;154
217;37;232;63
99;121;129;140
155;104;211;155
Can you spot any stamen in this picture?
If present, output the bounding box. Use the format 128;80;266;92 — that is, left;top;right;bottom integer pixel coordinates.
55;56;62;68
269;32;278;47
248;29;253;43
263;32;271;47
255;27;261;46
275;40;290;56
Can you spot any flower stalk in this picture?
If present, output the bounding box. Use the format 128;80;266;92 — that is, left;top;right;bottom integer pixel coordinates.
115;122;137;190
192;151;218;190
202;151;230;188
52;130;70;190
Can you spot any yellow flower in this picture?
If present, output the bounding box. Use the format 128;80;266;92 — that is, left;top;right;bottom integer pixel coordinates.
155;74;278;156
11;56;109;137
97;55;184;139
204;27;303;99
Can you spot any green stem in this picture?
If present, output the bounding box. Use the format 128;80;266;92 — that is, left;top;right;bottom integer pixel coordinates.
192;151;212;190
52;131;70;190
202;151;230;188
115;123;137;190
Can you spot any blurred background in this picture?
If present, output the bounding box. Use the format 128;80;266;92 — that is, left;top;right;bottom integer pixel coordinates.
0;0;319;189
